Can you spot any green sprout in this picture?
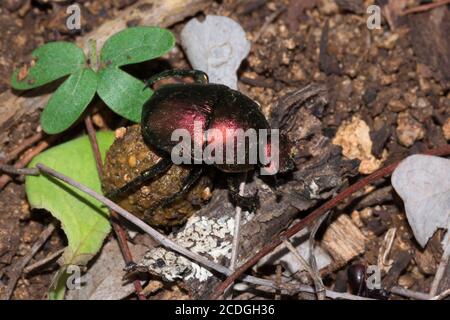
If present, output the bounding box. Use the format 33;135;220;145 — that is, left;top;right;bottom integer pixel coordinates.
11;26;175;134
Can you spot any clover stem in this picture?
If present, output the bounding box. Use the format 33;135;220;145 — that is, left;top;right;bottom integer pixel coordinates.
88;39;98;71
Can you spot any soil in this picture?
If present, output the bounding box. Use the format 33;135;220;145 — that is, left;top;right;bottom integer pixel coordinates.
0;0;449;299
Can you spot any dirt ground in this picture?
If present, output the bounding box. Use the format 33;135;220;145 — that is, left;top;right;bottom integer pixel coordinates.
0;0;449;299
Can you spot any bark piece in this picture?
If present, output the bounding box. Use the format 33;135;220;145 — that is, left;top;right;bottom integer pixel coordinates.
382;250;412;289
321;214;367;266
319;22;342;76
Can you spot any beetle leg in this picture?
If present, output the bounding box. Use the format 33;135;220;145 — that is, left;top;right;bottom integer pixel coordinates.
145;166;204;214
105;158;173;200
227;174;259;211
144;70;209;89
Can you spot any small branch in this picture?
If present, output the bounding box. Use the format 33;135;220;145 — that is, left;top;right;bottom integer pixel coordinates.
401;0;450;15
88;40;98;71
238;279;373;300
430;288;450;300
83;116;145;300
84;117;104;179
253;6;286;42
308;212;328;300
390;286;430;300
0;165;39;176
324;290;373;300
282;238;324;299
378;228;396;272
2;223;56;300
223;174;247;299
240;76;276;89
24;248;65;274
0;132;44;165
429;239;450;296
230;175;247;270
209;144;450;299
0;139;50;190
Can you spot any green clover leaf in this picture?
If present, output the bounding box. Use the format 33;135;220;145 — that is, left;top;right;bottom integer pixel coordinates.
11;42;85;90
41;68;97;134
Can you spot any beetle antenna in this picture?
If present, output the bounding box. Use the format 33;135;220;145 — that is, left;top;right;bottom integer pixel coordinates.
144;69;209;91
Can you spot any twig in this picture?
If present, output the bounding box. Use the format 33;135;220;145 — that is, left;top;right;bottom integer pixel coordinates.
237;280;373;300
240;76;276;89
274;264;282;300
324;290;373;300
223;174;247;299
429;239;450;296
378;228;396;272
84;116;145;300
282;238;323;299
308;212;328;300
430;288;450;300
0;140;50;190
253;6;286;42
401;0;450;15
84;117;103;178
24;248;65;274
390;286;430;300
0;132;44;165
230;174;247;270
88;39;98;71
2;223;56;300
0;165;40;176
209;144;450;299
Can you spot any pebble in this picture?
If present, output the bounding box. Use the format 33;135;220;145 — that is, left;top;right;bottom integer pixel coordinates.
396;112;425;147
388;99;407;112
332;117;386;174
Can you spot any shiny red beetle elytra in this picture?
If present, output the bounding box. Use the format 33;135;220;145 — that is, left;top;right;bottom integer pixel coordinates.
107;69;294;212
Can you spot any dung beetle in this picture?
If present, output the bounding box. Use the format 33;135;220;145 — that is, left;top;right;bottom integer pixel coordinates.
347;264;390;299
106;69;294;213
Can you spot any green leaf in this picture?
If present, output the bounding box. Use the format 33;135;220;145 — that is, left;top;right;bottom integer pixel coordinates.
11;42;85;90
100;26;175;67
26;132;115;267
41;68;97;134
48;268;70;300
97;67;152;122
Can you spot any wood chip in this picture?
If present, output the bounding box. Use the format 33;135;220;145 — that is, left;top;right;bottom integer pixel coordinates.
321;214;367;266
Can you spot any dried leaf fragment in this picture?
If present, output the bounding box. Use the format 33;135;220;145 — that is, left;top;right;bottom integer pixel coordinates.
392;155;450;247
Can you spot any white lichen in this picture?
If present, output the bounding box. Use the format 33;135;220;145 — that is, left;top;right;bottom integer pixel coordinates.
308;179;320;199
139;214;249;282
